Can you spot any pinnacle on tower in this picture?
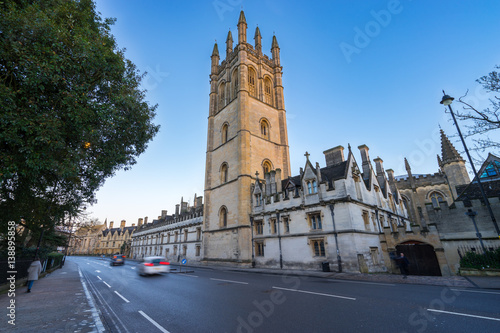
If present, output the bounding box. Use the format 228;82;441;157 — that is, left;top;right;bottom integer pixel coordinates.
404;157;411;172
254;26;262;53
226;30;233;55
237;10;247;44
440;130;465;165
211;42;219;57
271;35;280;65
271;35;279;49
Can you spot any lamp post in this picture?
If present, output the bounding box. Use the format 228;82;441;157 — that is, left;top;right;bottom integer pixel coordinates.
440;91;500;238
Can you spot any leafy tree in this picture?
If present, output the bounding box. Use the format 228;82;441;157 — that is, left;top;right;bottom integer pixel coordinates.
0;0;159;245
456;66;500;154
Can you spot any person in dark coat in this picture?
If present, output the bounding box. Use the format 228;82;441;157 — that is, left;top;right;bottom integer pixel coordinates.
27;257;42;293
398;252;410;278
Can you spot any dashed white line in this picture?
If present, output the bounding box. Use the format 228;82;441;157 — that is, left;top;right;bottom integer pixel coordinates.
139;310;170;333
210;278;248;285
183;274;199;278
427;309;500;321
103;281;111;288
114;291;130;303
451;289;500;295
97;276;102;280
272;286;356;300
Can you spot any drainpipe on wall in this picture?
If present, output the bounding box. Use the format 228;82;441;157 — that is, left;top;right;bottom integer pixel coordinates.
277;212;283;269
250;216;255;268
328;203;342;273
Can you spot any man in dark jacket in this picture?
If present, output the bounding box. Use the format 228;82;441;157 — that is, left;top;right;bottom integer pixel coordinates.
397;253;410;278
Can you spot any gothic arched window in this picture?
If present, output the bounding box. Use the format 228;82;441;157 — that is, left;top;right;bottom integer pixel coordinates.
221;123;228;144
248;68;256;97
219;82;226;109
262;160;272;175
260;119;270;140
220;163;228;184
219;206;228;227
264;77;273;105
232;69;239;99
429;192;444;209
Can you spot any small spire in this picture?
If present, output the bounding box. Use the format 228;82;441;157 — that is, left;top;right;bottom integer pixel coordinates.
440;129;465;164
226;30;233;55
226;30;233;42
238;10;247;25
211;42;219;57
254;26;261;38
271;35;279;49
254;26;262;53
437;154;443;168
404;158;411;171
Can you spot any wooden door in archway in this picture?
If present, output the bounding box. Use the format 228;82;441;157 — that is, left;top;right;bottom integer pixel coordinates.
396;242;441;276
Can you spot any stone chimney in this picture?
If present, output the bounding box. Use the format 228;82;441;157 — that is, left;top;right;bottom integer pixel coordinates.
386;169;395;182
138;218;143;228
109;221;114;229
196;196;203;208
161;210;168;219
323;145;344;167
175;204;180;216
358;145;371;179
120;220;126;229
275;169;282;193
132;223;135;227
373;157;384;176
144;216;148;225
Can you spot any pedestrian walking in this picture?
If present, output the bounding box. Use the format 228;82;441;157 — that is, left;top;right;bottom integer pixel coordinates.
27;257;42;293
397;252;410;278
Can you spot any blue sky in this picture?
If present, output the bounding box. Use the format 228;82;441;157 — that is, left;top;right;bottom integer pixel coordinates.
90;0;500;226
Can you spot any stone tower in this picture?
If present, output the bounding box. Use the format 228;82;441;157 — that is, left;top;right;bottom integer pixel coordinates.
203;11;291;264
438;130;470;199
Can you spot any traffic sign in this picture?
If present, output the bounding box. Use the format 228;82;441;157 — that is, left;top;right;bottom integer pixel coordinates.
181;259;187;265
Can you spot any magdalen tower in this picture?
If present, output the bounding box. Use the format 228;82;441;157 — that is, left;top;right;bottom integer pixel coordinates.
203;11;290;264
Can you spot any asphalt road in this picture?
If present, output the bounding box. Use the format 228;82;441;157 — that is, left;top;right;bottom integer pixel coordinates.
71;256;500;333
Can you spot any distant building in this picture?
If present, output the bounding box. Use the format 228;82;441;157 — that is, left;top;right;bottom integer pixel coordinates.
130;195;203;263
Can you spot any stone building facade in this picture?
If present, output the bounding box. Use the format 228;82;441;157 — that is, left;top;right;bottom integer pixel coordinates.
69;222;107;255
250;145;410;273
130;196;204;264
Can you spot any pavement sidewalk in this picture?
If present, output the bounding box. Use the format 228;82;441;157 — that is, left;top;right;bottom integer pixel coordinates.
0;260;101;333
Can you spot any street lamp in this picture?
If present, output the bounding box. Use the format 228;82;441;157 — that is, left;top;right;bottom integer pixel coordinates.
440;91;500;239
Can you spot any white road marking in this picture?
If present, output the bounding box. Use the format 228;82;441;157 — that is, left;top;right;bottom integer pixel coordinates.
78;268;106;332
427;309;500;321
139;310;171;333
210;278;248;285
272;286;356;300
103;281;111;288
96;270;101;273
183;274;199;278
451;289;500;295
130;267;136;270
114;291;130;303
97;276;102;280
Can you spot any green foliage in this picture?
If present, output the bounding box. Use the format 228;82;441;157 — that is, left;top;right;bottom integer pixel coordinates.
0;0;159;239
460;248;500;270
46;251;64;268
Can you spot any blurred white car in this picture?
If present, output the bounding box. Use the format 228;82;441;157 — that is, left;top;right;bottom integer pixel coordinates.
137;256;171;276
